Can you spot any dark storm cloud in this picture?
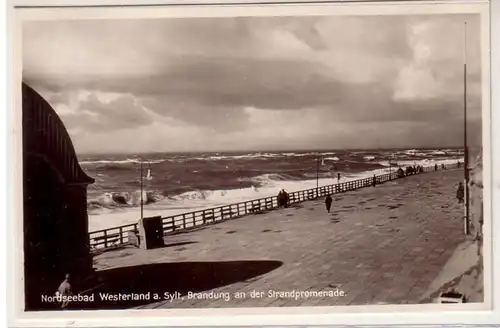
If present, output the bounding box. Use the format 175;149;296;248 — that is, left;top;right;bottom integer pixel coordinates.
30;53;481;127
59;94;154;132
22;13;483;153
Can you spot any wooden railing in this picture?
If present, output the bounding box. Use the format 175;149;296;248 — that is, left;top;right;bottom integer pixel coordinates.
88;163;461;252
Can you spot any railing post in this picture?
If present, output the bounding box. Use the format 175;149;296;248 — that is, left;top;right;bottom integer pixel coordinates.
182;214;186;229
119;227;123;245
103;230;108;249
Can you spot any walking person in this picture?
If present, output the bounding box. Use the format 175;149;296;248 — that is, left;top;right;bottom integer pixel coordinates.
456;182;465;204
282;189;289;208
325;195;333;213
56;273;72;309
277;190;284;208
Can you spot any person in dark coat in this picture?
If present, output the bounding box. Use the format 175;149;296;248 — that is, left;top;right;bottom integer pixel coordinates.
405;166;412;176
456;182;465;203
282;189;289;208
372;175;377;187
325;195;333;213
277;190;284;208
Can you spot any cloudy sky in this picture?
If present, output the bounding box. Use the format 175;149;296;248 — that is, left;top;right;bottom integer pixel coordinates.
22;14;482;154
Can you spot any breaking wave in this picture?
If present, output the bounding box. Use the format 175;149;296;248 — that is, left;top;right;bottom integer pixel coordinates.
88;190;161;210
80;158;167;165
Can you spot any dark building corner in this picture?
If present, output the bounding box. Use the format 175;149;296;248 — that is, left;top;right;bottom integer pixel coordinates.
22;82;95;310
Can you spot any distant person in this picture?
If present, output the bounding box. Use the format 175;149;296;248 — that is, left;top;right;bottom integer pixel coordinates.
457;161;461;168
372;175;377;187
397;167;404;178
282;189;289;208
277;190;284;208
325;195;333;213
434;164;438;171
337;173;341;183
442;164;446;170
56;273;72;309
456;182;465;203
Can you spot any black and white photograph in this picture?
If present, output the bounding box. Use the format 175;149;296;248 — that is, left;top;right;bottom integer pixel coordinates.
16;2;490;315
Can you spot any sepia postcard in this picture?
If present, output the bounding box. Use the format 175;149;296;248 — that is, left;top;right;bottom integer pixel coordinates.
9;0;492;326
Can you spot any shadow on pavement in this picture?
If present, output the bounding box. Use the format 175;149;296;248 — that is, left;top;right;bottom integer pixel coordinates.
33;260;282;311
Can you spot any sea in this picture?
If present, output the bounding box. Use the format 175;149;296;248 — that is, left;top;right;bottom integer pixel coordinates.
81;148;464;232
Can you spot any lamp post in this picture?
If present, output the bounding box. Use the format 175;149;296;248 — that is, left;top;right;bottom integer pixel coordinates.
140;160;152;220
389;154;392;179
316;155;320;195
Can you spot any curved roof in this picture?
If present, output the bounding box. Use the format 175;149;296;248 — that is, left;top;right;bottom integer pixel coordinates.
23;83;94;185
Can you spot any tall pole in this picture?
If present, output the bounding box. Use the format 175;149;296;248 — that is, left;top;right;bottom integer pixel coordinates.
463;22;470;235
316;156;320;193
140;161;144;220
389;154;392;180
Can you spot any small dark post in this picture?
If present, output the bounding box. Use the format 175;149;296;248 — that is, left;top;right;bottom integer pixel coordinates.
316;156;320;196
389;155;392;180
119;227;123;244
140;161;144;220
103;230;108;248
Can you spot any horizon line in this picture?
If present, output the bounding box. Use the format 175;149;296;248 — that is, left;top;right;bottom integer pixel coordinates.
75;146;467;157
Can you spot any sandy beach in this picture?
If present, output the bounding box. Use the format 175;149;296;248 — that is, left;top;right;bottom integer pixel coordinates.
86;168;470;309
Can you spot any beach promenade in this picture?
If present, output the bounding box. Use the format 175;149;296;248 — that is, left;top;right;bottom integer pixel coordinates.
92;168;466;309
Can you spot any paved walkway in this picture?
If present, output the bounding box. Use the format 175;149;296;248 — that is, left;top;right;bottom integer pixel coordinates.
94;169;466;309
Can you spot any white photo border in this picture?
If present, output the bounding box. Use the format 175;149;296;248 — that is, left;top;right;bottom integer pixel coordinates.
5;0;498;326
